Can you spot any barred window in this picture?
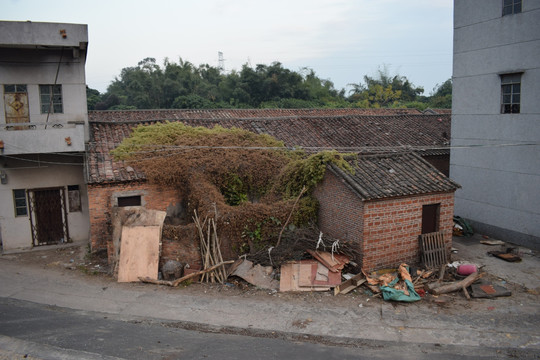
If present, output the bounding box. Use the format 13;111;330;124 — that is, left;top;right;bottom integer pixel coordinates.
501;73;521;114
13;189;28;217
39;85;63;114
503;0;522;16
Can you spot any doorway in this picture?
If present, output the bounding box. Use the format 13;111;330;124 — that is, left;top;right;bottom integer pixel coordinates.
28;187;69;246
421;203;440;234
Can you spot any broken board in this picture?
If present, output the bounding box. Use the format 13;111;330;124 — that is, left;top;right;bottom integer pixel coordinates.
298;260;341;287
306;249;349;273
118;225;161;282
280;262;331;292
230;259;279;290
334;273;366;295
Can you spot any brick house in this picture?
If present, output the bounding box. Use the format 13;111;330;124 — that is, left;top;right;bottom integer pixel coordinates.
313;152;460;271
86;109;454;268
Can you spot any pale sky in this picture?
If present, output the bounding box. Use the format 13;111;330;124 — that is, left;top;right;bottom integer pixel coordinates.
2;0;453;95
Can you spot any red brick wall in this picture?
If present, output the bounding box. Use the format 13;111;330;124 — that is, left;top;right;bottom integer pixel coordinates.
88;181;181;250
362;193;454;271
314;171;455;271
313;170;364;252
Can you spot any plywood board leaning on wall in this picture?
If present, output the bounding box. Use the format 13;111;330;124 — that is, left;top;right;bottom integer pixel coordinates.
118;225;161;282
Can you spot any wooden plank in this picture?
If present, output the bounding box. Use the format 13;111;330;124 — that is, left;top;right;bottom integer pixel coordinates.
279;263;295;292
298;263;314;287
280;262;331;292
334;273;365;295
305;249;349;273
297;260;341;288
118;225;161;283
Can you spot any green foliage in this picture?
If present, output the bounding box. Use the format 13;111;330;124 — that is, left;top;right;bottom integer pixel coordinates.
221;173;248;206
428;79;452;108
89;58;450;111
94;58;346;110
277;150;356;198
348;65;425;108
401;101;429;111
110;122;284;161
241;217;282;253
86;86;101;110
292;197;319;227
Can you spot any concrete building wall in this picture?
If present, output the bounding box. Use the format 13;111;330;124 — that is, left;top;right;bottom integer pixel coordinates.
0;21;91;253
451;1;540;249
0;48;88;126
0;22;89;151
0;160;89;251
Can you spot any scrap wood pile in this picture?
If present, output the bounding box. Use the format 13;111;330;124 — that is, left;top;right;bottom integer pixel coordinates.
134;214;509;301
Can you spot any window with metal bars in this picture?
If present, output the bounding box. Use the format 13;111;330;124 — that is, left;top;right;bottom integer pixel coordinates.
503;0;522;16
39;84;63;114
13;189;28;217
501;73;521;114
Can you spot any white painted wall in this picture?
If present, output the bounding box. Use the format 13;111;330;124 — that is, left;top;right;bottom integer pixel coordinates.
0;160;90;251
0;22;89;150
0;21;90;251
451;1;540;248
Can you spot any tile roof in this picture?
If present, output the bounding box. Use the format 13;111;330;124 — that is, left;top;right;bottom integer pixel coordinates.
88;108;422;123
329;152;460;200
423;108;452;115
87;110;451;184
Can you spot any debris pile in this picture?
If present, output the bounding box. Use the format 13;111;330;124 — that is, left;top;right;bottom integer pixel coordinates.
110;208;513;304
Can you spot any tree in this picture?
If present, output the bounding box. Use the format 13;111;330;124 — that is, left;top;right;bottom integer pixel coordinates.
348;65;424;108
86;86;102;110
428;78;452;108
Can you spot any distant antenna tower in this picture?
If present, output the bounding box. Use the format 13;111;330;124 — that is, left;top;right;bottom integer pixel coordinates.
218;51;225;72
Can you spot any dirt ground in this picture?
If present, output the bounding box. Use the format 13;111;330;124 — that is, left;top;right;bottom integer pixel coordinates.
3;243;538;314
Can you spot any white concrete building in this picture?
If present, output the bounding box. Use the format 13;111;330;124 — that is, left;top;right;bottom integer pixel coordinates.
0;21;90;251
451;1;540;249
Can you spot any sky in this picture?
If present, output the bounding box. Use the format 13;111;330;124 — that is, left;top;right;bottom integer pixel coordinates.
2;0;453;95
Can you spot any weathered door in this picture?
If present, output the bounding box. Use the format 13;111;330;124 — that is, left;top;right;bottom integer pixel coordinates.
28;188;69;246
3;84;30;129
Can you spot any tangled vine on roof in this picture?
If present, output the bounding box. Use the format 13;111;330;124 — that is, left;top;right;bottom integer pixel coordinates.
111;122;357;258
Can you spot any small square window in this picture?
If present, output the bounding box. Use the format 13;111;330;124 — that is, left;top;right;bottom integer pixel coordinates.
13;189;28;217
117;195;141;207
503;0;522;16
39;85;63;114
500;73;521;114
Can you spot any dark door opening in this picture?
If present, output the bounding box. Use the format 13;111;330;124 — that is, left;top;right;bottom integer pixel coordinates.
422;203;440;234
28;187;69;246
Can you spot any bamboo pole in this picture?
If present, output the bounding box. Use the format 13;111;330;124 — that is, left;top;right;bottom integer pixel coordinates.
139;260;235;287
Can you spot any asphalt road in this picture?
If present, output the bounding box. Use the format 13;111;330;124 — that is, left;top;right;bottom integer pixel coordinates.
0;297;536;360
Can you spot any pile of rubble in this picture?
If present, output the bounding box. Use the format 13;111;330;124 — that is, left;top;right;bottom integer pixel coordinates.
113;208;511;302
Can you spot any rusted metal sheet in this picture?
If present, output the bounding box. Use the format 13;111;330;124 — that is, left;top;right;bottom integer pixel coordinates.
4;92;30;125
